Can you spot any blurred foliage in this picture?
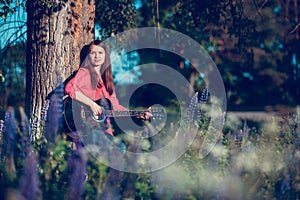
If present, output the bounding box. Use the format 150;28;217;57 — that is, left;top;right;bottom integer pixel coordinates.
0;41;26;115
0;87;299;199
165;0;300;109
0;0;19;21
95;0;137;39
0;0;300;198
0;0;26;46
94;0;300;109
149;108;300;199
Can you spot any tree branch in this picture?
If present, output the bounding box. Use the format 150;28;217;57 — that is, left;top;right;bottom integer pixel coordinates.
250;0;268;19
289;22;300;34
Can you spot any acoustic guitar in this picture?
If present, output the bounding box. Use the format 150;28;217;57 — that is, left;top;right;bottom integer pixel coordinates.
62;96;165;137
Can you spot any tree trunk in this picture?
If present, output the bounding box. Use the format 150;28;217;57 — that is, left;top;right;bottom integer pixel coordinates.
26;0;95;138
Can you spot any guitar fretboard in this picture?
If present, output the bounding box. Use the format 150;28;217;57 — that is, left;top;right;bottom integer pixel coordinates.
104;110;147;118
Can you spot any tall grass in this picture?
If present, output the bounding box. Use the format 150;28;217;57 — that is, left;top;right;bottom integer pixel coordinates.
0;88;299;199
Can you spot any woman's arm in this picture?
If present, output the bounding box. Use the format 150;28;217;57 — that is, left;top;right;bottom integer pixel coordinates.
74;90;103;116
65;68;103;116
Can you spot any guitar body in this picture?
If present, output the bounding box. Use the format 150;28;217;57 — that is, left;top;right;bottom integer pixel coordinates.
62;97;111;137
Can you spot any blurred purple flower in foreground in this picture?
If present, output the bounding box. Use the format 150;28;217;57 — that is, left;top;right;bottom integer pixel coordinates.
65;145;87;200
18;149;41;200
45;84;64;143
3;107;17;156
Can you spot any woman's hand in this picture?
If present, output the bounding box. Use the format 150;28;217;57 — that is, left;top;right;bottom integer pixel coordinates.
90;101;102;117
137;107;153;120
75;91;103;117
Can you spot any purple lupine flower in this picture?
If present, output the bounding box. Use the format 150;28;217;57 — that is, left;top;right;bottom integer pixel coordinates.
100;168;122;200
40;99;50;134
0;119;4;135
88;128;109;160
197;87;209;119
3;107;17;156
18;149;41;200
0;119;3;158
288;113;298;130
5;155;16;180
232;132;236;142
242;120;249;139
185;92;198;124
44;84;64;143
199;88;209;104
19;107;32;159
30;117;39;140
280;172;292;199
235;129;242;142
65;146;87;200
41;99;50;122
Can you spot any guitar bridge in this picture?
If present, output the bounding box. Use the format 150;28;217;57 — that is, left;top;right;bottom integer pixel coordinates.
80;106;86;119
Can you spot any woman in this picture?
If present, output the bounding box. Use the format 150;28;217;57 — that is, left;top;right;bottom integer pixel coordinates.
65;40;151;136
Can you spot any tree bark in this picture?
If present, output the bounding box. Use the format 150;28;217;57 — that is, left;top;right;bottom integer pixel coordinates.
26;0;95;138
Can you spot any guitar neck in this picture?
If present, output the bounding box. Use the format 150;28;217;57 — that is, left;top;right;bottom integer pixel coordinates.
104;110;147;118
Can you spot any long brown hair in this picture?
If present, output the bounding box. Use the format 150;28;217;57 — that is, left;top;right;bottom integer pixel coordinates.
82;40;115;95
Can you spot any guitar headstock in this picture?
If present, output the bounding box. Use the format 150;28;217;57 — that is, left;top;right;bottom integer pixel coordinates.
150;105;166;121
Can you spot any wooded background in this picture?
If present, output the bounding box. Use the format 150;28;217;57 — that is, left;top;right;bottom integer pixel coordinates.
1;0;299;120
0;1;300;199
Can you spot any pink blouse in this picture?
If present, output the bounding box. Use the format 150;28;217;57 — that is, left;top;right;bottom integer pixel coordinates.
65;68;127;110
65;67;127;135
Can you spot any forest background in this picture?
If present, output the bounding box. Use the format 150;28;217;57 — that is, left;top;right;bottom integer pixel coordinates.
1;0;299;113
0;0;300;199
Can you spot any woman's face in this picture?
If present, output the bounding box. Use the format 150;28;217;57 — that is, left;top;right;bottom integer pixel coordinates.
88;45;106;67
